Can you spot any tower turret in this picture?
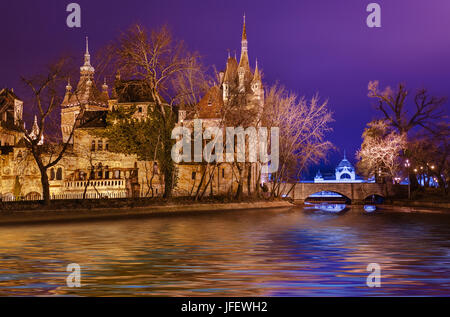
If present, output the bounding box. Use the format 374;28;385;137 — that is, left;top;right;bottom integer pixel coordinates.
63;78;72;105
251;59;263;101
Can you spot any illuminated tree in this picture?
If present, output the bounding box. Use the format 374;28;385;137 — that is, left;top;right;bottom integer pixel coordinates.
357;120;407;184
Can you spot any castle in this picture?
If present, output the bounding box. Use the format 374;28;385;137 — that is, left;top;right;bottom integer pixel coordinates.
0;17;264;201
174;15;264;197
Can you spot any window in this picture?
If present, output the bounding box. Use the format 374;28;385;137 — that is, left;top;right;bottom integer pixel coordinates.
222;168;225;178
49;168;55;180
105;142;109;151
114;170;121;179
105;166;110;179
91;140;96;151
98;140;103;151
192;172;196;180
56;168;63;180
138;106;143;113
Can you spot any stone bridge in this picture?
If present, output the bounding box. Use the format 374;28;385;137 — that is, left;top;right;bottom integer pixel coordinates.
276;182;395;204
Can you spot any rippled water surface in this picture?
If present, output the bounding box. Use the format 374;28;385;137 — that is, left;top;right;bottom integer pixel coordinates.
0;207;449;296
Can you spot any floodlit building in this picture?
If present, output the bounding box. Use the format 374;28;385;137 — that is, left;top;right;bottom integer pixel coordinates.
314;152;367;183
174;16;265;196
0;16;265;201
0;38;163;201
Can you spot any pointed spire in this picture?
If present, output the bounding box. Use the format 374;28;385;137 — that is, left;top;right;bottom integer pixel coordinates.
253;59;261;82
239;14;250;70
31;115;43;145
80;36;95;74
102;77;108;91
242;13;247;41
31;115;39;137
84;36;91;66
66;77;72;91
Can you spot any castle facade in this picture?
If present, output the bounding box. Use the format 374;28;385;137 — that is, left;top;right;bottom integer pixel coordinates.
0;17;264;201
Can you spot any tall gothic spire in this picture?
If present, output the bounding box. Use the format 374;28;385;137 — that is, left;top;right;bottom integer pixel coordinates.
242;14;247;41
80;36;95;75
239;14;250;70
84;36;90;66
241;14;248;54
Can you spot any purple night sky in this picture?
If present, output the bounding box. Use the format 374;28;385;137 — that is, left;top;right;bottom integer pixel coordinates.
1;0;449;175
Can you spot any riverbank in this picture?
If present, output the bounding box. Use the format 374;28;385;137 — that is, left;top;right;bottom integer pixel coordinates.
0;199;294;226
388;200;450;209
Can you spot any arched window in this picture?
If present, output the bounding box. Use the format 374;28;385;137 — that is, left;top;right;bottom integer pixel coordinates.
340;173;351;180
98;140;103;151
91;140;96;151
56;167;63;180
49;168;55;180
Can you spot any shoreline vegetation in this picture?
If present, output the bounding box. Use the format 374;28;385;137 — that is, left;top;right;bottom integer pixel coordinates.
0;196;448;226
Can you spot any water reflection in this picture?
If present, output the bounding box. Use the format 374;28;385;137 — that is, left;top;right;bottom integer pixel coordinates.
0;207;449;296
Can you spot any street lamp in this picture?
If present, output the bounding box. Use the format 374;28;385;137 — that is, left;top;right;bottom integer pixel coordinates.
405;159;411;200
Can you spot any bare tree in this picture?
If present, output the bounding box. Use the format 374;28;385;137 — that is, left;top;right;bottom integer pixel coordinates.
367;81;448;192
18;57;80;204
261;85;334;198
368;81;446;134
98;24;207;198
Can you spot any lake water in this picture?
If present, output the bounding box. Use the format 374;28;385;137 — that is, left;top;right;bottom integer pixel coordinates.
0;206;449;296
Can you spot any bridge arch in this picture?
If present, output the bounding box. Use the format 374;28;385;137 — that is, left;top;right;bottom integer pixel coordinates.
305;190;351;204
290;182;389;203
363;194;385;204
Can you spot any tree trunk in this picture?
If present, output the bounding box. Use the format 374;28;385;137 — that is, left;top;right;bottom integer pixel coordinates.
162;167;173;198
40;168;50;205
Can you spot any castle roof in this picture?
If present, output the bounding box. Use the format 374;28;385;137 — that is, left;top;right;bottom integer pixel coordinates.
76;110;108;128
223;57;238;83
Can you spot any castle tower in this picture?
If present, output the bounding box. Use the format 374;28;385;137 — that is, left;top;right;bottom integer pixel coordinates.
61;37;106;144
